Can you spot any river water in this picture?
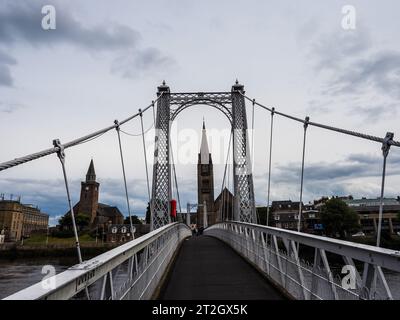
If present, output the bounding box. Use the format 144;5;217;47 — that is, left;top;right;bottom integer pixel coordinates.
0;258;77;299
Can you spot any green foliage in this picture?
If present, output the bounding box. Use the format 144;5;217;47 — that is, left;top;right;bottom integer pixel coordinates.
145;202;151;224
58;213;90;230
124;215;142;225
320;198;361;238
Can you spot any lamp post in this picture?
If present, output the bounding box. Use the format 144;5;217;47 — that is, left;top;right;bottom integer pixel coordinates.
198;201;208;229
46;224;49;246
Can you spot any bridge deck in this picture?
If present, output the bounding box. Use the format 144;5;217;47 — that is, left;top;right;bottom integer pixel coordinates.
159;235;285;300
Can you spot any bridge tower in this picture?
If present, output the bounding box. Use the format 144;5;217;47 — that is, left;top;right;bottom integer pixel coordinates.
150;81;256;230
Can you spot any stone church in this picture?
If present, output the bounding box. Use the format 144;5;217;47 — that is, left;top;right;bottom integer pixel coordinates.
196;121;233;227
64;160;124;231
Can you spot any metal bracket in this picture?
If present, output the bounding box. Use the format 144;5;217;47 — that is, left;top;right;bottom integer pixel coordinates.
271;107;275;116
304;116;310;130
139;108;143;117
53;139;65;162
382;132;394;157
114;119;120;131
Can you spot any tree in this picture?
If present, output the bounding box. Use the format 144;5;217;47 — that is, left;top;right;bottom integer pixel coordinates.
145;202;151;224
58;213;90;231
320;198;360;238
124;215;142;225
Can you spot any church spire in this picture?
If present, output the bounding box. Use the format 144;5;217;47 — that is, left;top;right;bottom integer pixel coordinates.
86;159;96;182
200;119;210;164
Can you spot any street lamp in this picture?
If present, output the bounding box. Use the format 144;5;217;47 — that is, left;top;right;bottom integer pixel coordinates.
198;201;208;229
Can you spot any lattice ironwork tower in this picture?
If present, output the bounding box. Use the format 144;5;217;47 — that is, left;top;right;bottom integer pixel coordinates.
150;81;256;230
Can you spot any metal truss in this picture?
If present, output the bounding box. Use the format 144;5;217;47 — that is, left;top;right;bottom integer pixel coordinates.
151;82;257;230
205;222;400;300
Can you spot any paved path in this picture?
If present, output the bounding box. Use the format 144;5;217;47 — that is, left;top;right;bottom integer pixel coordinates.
159;236;285;300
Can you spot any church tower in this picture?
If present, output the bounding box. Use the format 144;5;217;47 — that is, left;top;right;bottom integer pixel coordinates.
78;159;99;225
197;120;216;227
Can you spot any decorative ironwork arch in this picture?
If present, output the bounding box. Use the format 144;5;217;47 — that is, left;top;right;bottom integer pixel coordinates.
170;98;233;124
150;82;256;230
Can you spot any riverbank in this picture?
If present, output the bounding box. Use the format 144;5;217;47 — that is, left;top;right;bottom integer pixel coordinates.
0;243;119;260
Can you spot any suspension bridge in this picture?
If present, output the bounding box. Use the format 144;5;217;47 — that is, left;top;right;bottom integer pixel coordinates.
1;81;400;300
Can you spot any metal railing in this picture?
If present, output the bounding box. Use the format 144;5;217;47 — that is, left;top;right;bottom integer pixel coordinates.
205;222;400;300
4;223;191;300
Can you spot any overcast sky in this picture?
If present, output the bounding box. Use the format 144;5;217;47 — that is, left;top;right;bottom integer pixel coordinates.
1;0;400;225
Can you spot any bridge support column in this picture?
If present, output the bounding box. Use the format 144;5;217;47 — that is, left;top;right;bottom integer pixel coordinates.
231;81;256;223
151;82;172;230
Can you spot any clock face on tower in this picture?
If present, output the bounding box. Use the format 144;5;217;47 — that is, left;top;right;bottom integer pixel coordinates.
85;186;89;191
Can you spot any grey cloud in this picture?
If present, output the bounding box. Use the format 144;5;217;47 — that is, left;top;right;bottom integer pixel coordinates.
0;1;174;82
309;29;400;123
0;50;17;86
0;1;140;50
347;103;397;122
261;152;400;184
331;51;400;99
0;101;24;113
311;30;371;73
253;152;400;204
111;47;175;79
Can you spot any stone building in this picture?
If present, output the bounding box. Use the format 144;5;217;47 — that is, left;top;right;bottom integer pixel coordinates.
343;197;400;235
196;121;217;227
21;204;49;238
0;198;48;242
106;224;150;243
63;160;124;232
270;200;305;231
214;187;234;222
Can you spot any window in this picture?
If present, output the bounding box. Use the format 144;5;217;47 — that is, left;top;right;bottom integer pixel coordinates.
112;227;117;234
309;213;315;218
121;227;127;234
274;215;280;221
201;165;209;175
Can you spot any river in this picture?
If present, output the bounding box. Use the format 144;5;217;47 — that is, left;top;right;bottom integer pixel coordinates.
0;258;77;299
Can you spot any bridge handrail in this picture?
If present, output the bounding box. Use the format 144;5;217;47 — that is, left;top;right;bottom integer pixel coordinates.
210;221;400;272
4;222;189;300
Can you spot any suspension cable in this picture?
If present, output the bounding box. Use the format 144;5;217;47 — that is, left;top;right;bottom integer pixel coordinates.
220;130;233;221
114;120;134;240
170;139;182;216
250;99;260;224
0;94;164;172
139;109;152;214
241;93;400;147
53;139;83;263
120;122;154;137
297;117;309;233
265;107;275;227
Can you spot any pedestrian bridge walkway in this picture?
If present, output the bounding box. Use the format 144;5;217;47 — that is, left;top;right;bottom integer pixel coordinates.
159;236;284;300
